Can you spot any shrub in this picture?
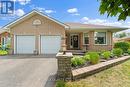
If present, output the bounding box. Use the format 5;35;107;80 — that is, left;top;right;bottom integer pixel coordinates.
102;51;111;59
127;49;130;55
56;80;65;87
112;48;123;57
71;56;86;67
87;52;100;64
114;42;130;53
83;54;90;61
0;50;8;55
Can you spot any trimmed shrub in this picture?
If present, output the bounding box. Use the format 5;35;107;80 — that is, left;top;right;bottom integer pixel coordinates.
71;56;86;67
56;80;65;87
102;51;111;59
114;42;130;53
87;52;100;64
112;48;123;57
0;50;8;55
127;49;130;55
83;54;90;61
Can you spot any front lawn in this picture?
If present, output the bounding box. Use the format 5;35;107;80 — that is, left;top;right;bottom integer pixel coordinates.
65;59;130;87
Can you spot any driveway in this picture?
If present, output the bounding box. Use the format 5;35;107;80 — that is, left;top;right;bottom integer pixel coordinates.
0;55;57;87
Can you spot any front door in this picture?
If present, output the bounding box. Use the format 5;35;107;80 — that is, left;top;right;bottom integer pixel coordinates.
70;34;79;49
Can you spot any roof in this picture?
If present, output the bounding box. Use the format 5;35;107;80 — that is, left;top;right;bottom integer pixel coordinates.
3;10;69;29
65;22;128;31
0;29;9;34
119;36;130;41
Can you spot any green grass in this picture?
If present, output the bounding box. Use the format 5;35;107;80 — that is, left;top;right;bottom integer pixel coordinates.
65;59;130;87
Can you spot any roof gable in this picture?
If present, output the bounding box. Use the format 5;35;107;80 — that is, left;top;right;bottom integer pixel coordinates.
3;10;69;29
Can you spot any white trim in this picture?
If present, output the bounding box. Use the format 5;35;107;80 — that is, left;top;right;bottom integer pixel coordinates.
83;33;89;45
14;35;16;54
38;35;41;54
109;32;112;45
94;31;108;45
3;10;69;29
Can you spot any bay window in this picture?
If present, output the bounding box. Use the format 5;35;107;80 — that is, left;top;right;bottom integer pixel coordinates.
94;32;107;44
83;33;89;44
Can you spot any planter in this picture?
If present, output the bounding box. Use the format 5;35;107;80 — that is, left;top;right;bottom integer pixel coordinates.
72;56;130;80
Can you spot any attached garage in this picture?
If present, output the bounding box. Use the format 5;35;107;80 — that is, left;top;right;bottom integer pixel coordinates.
4;10;67;55
15;36;35;54
40;36;61;54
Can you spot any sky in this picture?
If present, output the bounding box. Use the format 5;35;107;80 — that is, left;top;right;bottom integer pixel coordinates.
0;0;130;32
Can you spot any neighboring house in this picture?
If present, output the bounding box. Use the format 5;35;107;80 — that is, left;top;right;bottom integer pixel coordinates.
1;10;127;54
117;36;130;42
113;37;120;43
0;30;10;49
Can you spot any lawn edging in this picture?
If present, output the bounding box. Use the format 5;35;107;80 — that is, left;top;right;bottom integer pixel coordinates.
72;56;130;80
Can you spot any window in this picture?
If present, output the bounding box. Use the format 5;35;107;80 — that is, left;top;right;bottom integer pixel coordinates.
83;33;89;44
2;38;5;45
94;32;106;44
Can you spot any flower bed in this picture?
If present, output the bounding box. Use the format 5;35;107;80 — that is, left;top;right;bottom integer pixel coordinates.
0;50;8;56
71;48;129;70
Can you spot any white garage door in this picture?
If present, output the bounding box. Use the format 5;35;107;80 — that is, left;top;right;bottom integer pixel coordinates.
16;36;35;54
41;36;61;54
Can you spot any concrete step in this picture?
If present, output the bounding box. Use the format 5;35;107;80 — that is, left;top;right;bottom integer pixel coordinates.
66;50;85;55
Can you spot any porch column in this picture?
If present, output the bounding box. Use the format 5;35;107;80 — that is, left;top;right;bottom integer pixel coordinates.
80;33;83;50
89;31;94;51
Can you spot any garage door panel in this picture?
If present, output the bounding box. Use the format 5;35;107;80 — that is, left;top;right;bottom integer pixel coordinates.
16;36;35;54
41;36;61;54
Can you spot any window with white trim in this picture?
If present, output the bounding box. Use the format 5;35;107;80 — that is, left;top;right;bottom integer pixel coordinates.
94;32;106;44
83;33;89;44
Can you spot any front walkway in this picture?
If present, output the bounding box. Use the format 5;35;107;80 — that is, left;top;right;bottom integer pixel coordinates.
0;55;57;87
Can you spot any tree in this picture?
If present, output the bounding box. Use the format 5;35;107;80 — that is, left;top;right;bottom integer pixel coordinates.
119;32;127;38
114;32;127;38
99;0;130;21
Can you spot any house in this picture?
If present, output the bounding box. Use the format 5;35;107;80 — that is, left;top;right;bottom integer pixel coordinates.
0;30;10;49
113;37;120;43
1;10;127;54
117;36;130;42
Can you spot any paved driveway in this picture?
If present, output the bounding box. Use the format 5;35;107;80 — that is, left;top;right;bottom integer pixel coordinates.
0;55;57;87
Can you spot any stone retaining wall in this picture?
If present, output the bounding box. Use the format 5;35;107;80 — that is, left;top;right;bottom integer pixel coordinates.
72;56;130;80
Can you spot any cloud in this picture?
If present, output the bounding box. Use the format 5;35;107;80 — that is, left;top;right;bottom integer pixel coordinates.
71;13;80;16
15;9;25;16
67;8;80;16
81;17;107;24
11;0;31;5
45;10;56;14
67;8;78;13
81;17;130;28
30;5;56;14
18;0;31;5
30;5;45;12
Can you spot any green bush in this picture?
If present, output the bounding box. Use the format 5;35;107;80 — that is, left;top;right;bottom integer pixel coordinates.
71;56;86;67
0;50;8;55
127;49;130;55
114;42;130;53
56;80;65;87
112;48;123;57
102;51;111;59
83;54;90;61
87;52;100;64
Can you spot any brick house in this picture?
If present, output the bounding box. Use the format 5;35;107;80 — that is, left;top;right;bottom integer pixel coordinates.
1;10;127;54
